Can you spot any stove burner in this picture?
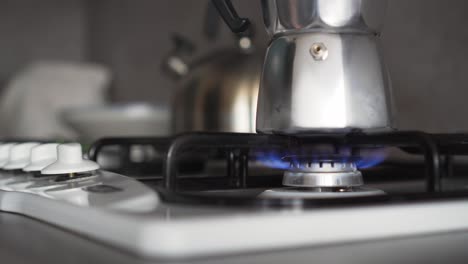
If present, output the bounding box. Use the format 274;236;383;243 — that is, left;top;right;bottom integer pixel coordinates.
258;156;385;199
282;157;363;188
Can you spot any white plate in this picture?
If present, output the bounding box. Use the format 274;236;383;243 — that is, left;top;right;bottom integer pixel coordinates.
62;103;170;141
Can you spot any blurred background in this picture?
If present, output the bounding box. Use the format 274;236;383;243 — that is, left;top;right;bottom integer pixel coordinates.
0;0;468;142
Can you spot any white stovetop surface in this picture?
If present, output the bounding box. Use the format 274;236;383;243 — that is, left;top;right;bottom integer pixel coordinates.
1;170;468;260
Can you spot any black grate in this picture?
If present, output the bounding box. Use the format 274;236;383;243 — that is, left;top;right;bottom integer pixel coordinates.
161;131;442;192
88;131;468;194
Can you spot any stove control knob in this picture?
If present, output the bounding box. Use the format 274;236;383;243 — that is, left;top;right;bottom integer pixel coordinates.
41;143;99;175
0;143;17;168
4;142;41;170
23;143;59;172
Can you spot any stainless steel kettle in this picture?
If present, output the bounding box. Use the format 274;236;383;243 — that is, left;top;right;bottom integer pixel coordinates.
164;4;262;133
171;49;261;133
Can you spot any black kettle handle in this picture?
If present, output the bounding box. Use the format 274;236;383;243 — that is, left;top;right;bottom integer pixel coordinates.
211;0;251;33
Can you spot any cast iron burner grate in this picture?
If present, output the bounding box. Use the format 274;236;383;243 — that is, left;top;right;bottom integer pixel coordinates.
161;131;442;192
88;131;468;207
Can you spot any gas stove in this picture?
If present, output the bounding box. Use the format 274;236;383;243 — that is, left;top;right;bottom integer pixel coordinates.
1;131;468;260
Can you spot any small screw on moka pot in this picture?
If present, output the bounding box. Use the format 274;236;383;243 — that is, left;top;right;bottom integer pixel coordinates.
212;0;395;134
310;43;328;61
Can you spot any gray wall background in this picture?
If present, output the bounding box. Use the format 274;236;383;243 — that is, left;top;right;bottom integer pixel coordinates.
1;0;468;133
0;0;86;85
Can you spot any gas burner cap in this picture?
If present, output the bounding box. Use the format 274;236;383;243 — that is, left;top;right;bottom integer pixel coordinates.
0;143;16;168
23;143;59;172
4;142;40;170
282;159;363;188
41;143;99;175
259;187;385;199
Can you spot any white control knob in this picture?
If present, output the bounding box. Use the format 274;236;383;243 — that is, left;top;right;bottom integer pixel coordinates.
23;143;59;172
4;142;40;170
41;143;99;175
0;143;16;168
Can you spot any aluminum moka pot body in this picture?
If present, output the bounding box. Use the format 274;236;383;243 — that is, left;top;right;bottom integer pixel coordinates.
213;0;395;134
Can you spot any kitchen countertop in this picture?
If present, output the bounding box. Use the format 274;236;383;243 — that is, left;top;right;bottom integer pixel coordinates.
1;212;468;264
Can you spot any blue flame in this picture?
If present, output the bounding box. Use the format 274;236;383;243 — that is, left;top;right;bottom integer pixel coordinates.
254;148;388;170
355;148;388;169
253;150;290;169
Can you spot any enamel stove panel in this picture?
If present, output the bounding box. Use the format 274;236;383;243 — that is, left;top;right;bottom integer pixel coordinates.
1;169;468;259
2;132;468;260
